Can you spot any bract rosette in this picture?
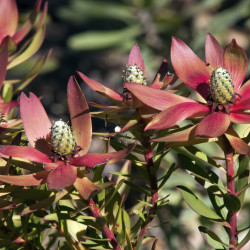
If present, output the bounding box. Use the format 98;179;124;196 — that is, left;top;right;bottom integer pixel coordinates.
0;77;134;198
139;34;249;154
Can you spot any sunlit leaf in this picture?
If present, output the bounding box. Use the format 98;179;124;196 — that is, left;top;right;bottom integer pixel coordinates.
238;229;250;249
2;83;13;102
176;185;229;226
236;156;249;203
199;226;232;248
66;219;87;242
207;185;227;220
7;27;46;69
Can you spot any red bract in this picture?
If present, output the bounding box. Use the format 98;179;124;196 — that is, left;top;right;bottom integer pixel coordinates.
0;0;18;45
0;38;19;114
0;77;133;196
147;34;249;154
0;0;46;45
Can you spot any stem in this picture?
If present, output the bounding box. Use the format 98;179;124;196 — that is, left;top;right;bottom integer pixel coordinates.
134;118;158;249
88;198;121;250
222;136;237;249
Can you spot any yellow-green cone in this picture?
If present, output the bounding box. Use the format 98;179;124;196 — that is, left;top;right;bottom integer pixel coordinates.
210;67;234;104
123;64;147;85
51;120;76;155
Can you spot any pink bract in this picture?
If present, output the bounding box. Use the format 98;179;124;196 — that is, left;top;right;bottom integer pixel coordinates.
0;0;18;45
0;0;46;45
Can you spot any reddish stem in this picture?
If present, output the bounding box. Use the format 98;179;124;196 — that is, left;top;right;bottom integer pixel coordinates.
133;118;158;249
88;198;121;250
223;136;237;249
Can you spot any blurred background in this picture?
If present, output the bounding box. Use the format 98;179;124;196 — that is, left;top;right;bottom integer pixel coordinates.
13;0;250;123
11;0;250;249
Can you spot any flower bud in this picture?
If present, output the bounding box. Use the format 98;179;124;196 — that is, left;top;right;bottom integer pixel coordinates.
209;67;234;104
123;64;147;85
51;121;76;156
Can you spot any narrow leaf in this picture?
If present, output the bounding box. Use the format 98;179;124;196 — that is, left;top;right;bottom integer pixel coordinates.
238;229;250;249
21;188;70;216
223;194;241;213
8;27;45;69
199;226;233;248
176;185;229;226
236;156;249;203
66;219;87;242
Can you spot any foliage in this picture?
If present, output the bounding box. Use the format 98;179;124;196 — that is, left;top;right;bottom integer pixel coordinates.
0;0;249;249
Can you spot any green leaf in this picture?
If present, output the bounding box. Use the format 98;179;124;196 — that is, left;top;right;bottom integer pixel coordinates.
124;180;151;196
103;179;125;210
21;188;70;216
177;153;224;187
130;219;142;240
176;186;229;225
67;25;141;50
66;219;87;242
236;156;249;203
93;140;109;183
238;229;250;249
199;226;233;248
117;160;132;197
44;213;59;222
133;210;146;222
176;147;222;171
190;172;227;192
117;230;125;247
2;83;13;102
113;199;124;235
95;216;107;228
207;185;227;220
7;27;46;69
122;209;131;235
13;50;53;93
223;194;241;213
125;226;133;250
137;199;153;207
154;142;170;170
158;163;178;190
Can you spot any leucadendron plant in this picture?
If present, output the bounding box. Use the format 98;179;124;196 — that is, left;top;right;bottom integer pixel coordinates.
0;3;249;247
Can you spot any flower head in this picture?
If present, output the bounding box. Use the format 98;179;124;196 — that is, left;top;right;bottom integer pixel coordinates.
76;44;184;137
0;77;133;194
145;34;249;154
77;44;176;109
